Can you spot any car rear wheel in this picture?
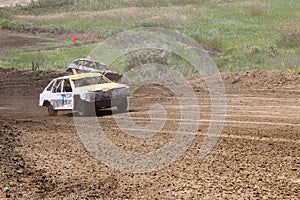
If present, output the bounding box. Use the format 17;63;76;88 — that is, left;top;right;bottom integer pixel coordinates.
117;98;128;113
47;104;57;116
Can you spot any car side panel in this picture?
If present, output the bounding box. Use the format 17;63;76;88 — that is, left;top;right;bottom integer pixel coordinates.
41;92;74;110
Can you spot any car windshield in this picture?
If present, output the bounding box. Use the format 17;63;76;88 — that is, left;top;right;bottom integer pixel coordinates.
73;76;111;87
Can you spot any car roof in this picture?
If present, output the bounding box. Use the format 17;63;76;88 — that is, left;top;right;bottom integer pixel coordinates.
66;58;108;73
55;73;102;81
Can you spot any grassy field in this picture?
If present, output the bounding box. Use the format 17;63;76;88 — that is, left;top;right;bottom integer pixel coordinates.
0;0;300;72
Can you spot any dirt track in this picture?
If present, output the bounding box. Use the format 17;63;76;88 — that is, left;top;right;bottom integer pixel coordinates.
0;67;299;199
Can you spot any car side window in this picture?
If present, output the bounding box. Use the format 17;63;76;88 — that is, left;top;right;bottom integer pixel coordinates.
63;79;72;92
52;80;63;93
46;80;55;92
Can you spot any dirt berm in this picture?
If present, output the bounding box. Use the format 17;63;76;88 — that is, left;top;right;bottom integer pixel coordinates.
0;68;299;199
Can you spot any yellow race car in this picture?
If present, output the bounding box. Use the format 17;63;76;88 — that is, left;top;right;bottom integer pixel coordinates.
39;72;130;116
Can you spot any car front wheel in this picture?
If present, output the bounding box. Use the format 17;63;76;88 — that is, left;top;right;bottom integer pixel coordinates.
77;100;95;116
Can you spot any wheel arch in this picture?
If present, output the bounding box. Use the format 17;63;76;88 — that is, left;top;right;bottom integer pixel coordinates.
43;100;51;107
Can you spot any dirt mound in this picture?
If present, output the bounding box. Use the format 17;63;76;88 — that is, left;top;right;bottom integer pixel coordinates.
0;68;299;199
222;70;300;90
0;68;66;95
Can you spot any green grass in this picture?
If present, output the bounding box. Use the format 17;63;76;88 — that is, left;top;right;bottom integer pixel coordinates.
0;45;96;70
0;0;300;72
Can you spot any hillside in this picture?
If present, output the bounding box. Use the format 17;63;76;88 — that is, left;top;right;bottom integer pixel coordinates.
0;0;299;72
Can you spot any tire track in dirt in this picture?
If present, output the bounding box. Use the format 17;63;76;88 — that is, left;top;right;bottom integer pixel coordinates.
0;68;299;199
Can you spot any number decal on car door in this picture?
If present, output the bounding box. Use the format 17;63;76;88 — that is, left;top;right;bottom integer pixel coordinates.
61;94;66;106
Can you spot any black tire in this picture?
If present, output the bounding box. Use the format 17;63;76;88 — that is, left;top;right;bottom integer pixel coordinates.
47;104;57;116
77;101;95;116
117;98;128;113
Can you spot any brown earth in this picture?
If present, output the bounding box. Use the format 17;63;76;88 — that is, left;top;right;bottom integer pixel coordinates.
0;67;299;199
0;30;42;50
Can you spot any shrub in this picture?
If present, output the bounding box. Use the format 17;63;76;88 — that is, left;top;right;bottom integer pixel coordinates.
122;49;172;72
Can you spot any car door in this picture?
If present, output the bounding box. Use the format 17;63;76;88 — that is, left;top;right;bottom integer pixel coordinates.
60;79;74;110
47;79;73;110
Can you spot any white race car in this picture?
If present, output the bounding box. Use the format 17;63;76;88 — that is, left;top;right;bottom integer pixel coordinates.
39;73;130;116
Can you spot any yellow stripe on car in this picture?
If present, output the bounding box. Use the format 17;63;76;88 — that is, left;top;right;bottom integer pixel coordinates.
78;83;119;92
56;73;102;81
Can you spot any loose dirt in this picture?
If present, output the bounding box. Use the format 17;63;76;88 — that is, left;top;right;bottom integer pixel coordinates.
0;68;299;199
